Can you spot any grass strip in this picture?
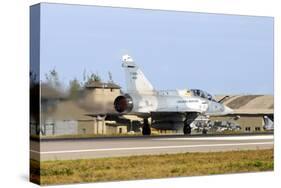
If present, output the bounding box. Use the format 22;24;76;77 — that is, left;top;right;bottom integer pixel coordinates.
30;149;273;185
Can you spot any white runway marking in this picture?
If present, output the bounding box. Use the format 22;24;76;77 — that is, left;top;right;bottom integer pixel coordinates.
30;142;273;154
153;135;274;141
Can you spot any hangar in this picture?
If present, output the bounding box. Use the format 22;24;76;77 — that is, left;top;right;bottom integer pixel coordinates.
211;95;274;132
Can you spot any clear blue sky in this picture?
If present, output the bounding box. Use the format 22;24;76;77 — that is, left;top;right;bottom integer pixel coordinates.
39;3;274;94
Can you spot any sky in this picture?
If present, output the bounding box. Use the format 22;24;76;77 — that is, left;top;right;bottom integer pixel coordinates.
38;3;274;95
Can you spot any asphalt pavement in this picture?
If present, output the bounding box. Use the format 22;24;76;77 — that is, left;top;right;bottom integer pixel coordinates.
30;134;273;161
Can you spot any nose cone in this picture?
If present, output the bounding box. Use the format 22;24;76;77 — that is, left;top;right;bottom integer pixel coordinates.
224;106;233;114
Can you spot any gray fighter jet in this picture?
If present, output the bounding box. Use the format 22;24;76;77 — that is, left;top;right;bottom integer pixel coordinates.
114;55;233;135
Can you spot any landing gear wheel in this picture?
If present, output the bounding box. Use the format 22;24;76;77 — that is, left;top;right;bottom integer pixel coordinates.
183;125;191;135
202;129;208;135
142;118;151;136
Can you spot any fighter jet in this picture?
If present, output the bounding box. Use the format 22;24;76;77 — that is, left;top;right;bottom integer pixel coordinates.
263;116;274;131
114;55;233;135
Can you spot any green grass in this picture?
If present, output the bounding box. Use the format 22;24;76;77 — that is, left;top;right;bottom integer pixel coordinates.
30;149;273;185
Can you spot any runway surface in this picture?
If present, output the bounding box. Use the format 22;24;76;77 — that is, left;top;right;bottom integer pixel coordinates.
30;135;274;161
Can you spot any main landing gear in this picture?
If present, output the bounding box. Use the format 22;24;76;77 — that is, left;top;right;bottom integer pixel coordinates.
183;120;192;135
183;112;198;135
142;118;151;135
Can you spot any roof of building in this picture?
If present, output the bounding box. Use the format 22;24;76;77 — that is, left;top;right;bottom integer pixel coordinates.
85;81;121;89
232;109;273;115
215;95;274;115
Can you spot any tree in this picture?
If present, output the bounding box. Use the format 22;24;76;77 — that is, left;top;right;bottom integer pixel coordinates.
83;72;102;87
45;68;61;88
108;71;114;83
68;78;81;100
93;73;101;82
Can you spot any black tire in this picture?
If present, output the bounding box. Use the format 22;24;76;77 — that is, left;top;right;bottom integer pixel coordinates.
142;126;151;135
202;129;208;134
183;125;191;135
142;119;151;135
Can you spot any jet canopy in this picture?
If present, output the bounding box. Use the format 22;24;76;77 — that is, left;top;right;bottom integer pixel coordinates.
190;89;216;102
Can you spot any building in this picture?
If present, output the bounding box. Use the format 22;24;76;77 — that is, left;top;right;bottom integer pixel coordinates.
80;81;121;113
36;81;131;136
211;95;274;132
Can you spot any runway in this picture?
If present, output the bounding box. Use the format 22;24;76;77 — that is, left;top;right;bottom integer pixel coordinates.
30;134;274;161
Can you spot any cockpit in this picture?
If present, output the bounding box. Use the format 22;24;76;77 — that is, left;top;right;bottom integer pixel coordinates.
190;89;216;102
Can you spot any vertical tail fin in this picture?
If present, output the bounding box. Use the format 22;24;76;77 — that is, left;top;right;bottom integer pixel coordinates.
264;116;273;125
263;116;274;131
122;55;154;93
